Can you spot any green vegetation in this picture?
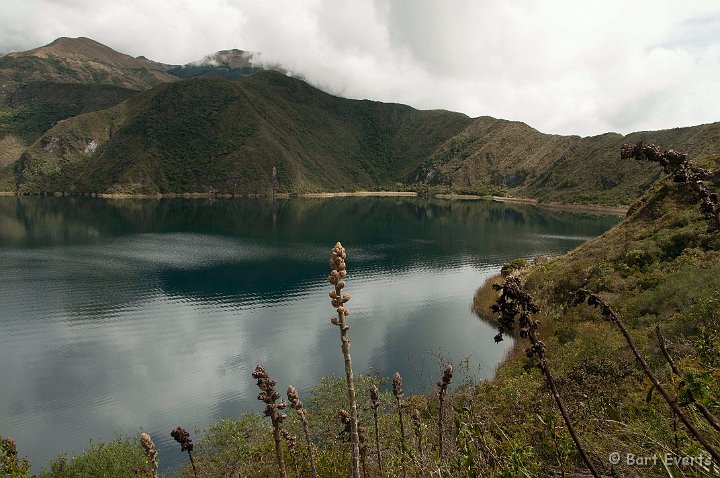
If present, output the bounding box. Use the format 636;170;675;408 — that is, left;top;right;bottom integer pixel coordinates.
167;65;263;81
1;437;32;478
414;117;720;206
0;81;136;169
4;37;720;209
37;437;153;478
11;69;720;206
0;82;135;142
15;72;472;195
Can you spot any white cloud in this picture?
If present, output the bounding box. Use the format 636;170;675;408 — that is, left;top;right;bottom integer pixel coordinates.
2;0;720;136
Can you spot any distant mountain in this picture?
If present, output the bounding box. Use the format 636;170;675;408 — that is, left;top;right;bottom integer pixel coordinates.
167;49;266;81
0;37;177;90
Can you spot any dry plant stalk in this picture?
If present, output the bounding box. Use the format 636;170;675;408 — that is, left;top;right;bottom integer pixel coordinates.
170;426;197;478
411;408;423;458
328;241;361;478
358;423;369;478
369;385;383;473
339;410;368;478
393;372;408;478
437;364;453;462
253;364;288;478
281;428;300;478
139;432;159;478
621;141;720;231
493;277;599;477
575;290;720;464
656;326;720;432
287;385;319;478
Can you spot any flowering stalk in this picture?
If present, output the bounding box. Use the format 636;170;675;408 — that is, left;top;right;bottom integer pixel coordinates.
358;423;369;478
170;427;197;478
393;372;408;478
253;364;288;478
328;242;360;478
411;408;423;458
140;433;159;478
287;385;319;478
437;364;453;462
281;429;300;478
369;385;383;473
339;410;369;478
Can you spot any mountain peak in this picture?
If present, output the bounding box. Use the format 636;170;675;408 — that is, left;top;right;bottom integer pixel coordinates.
1;37;177;90
189;49;258;69
12;36;157;69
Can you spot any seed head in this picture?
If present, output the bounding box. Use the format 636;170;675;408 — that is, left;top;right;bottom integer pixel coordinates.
140;432;157;458
253;364;287;422
338;409;352;440
392;372;403;400
140;433;159;478
170;427;193;453
437;364;453;392
328;242;348;285
369;385;380;410
287;385;303;410
281;428;297;449
411;409;421;430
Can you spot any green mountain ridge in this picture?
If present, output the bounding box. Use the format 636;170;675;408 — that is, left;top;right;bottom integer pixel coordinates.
0;38;274;190
15;69;720;204
414;116;720;205
15;72;472;194
3;37;720;206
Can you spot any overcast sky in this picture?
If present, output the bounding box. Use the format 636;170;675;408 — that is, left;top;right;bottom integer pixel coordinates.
2;0;719;136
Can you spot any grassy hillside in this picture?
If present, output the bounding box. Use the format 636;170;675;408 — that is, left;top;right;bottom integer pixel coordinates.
413;116;720;206
0;37;175;179
15;72;473;194
464;150;720;476
0;82;137;168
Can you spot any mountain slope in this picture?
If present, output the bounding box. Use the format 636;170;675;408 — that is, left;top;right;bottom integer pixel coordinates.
414;117;720;206
0;37;180;178
14;70;720;201
15;72;473;194
463;150;720;475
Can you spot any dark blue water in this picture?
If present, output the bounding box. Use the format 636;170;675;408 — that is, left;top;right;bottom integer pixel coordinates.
0;196;620;474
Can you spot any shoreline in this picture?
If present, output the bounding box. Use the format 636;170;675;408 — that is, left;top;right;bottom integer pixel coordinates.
0;190;628;214
299;191;417;198
491;196;628;215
